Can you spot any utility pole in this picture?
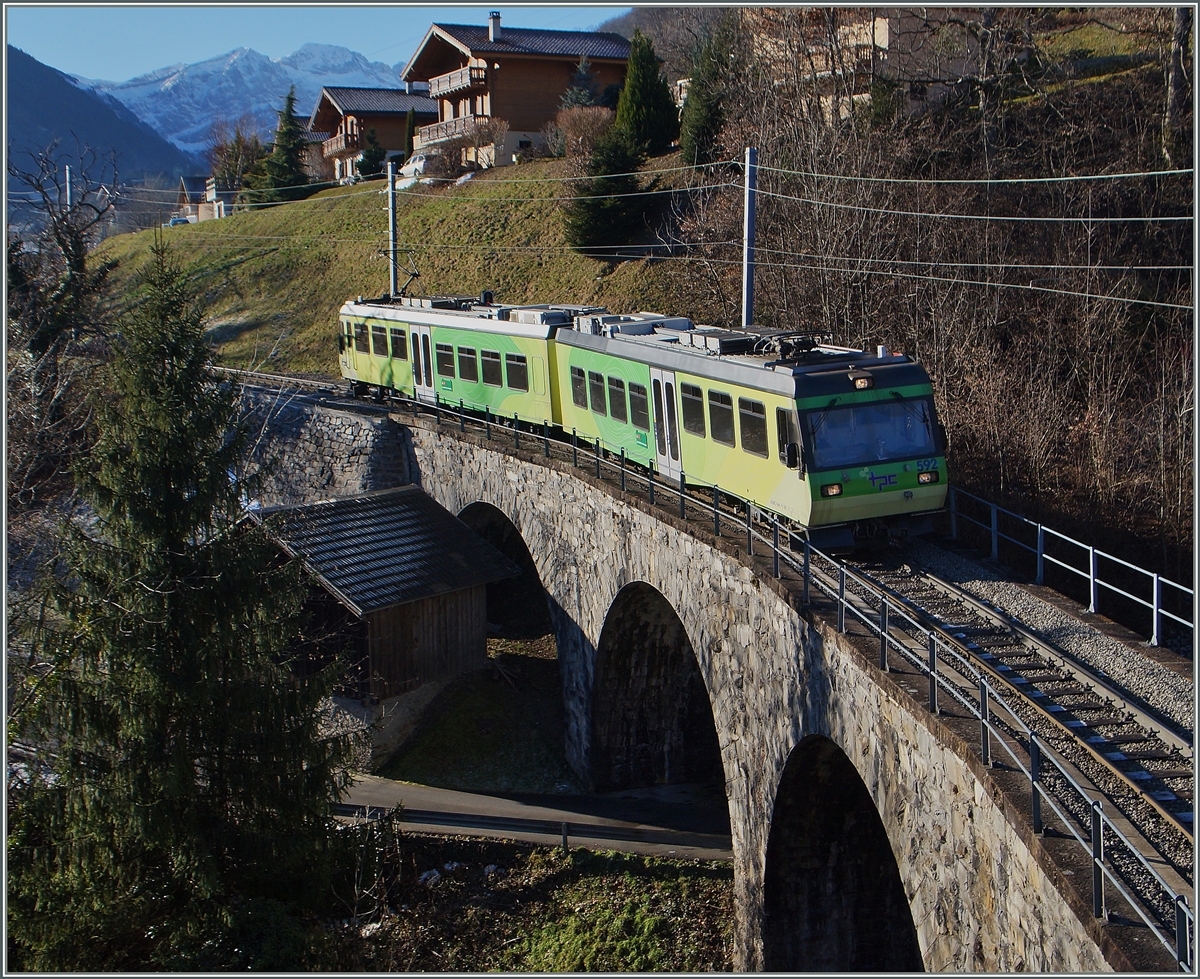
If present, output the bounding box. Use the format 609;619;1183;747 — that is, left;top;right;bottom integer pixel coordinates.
387;160;398;297
741;146;757;328
65;164;72;210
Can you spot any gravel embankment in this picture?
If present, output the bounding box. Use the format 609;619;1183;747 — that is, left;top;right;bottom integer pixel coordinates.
907;539;1195;732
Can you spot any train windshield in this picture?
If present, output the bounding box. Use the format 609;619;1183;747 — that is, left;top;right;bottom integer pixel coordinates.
804;396;938;469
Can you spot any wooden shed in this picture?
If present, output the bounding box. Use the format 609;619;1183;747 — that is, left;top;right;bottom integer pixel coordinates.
259;486;519;700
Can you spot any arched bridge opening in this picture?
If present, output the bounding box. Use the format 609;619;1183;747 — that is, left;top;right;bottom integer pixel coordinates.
457;501;553;639
590;582;724;794
763;734;923;972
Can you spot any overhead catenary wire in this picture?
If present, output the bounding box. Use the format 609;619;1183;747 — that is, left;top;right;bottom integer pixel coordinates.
753;162;1195;185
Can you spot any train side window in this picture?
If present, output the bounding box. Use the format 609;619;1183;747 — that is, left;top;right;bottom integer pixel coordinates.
608;377;627;423
436;343;455;377
506;353;528;391
481;349;502;386
739;398;768;457
628;383;650;430
389;328;407;360
458;347;478;382
354;322;369;353
371;324;388;356
708;390;735;446
777;407;800;464
570;366;587;408
588;371;606;416
680;383;706;437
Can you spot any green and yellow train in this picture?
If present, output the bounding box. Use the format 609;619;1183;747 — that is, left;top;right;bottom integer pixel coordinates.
338;292;948;550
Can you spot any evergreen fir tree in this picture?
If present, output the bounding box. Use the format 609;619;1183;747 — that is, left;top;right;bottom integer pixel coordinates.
563;126;648;253
560;54;598;107
403;108;416;162
355;127;387;176
241;86;312;204
614;30;679;155
7;239;352;971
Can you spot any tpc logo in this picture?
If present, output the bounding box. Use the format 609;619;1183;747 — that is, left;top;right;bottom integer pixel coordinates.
868;471;897;492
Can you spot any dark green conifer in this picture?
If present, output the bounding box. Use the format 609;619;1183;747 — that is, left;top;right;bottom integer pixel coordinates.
241;86;311;203
614;30;679;155
6;239;352;971
563;126;648;253
356;127;386;176
680;25;733;166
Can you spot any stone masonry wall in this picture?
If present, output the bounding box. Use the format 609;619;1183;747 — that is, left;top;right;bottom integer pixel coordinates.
241;391;415;506
396;412;1114;973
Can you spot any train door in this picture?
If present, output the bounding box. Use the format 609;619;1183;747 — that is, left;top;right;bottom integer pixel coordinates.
649;367;681;481
411;325;436;403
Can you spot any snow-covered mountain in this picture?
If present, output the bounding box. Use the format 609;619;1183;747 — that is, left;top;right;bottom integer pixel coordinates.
84;44;406;155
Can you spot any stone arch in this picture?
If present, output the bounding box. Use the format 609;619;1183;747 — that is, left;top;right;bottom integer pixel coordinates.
457;501;553;638
763;734;923;972
590;581;724;792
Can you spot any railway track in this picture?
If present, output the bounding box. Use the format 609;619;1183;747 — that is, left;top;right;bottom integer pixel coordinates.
231;367;1194;956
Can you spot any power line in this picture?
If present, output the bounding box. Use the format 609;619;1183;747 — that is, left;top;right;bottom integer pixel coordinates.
755;162;1195;185
751;244;1193;274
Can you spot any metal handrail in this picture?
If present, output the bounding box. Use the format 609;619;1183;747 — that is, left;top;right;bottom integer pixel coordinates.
948;486;1193;647
417;397;1193;969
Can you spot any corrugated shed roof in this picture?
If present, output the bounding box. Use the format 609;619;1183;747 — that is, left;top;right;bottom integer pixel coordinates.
322;86;439;116
258;487;519;617
433;23;632;60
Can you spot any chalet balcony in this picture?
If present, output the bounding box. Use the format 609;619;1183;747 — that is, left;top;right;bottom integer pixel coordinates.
415;114;490;146
428;65;487;99
322;131;360;158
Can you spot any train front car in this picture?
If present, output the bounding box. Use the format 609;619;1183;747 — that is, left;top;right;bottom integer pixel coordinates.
794;348;948;551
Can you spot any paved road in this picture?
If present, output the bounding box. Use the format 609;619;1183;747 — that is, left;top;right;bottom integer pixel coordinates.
344;776;733;861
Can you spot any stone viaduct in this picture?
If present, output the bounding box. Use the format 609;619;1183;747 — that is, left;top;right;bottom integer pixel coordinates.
248;392;1128;972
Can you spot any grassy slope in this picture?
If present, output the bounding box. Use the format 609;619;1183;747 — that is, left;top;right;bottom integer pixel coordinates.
97;156;698;376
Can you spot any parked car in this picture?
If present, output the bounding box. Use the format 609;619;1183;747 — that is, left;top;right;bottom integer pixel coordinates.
167;216;190;226
398;153;437;178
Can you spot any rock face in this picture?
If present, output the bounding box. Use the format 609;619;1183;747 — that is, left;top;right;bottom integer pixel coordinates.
257;397;1117;973
86;44;403;154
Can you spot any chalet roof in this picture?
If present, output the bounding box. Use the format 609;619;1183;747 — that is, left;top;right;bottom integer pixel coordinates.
257;486;519;618
403;23;631;79
178;175;207;203
308;86;438;133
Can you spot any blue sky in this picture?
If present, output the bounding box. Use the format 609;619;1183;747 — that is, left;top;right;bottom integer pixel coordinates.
4;4;630;82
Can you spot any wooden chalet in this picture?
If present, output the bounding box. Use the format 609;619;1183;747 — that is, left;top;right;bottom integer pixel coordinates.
401;11;631;165
307;86;439;180
259;486;519;700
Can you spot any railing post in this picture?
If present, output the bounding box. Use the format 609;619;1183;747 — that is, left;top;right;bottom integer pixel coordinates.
949;486;959;540
980;678;991;766
620;448;626;491
772;516;780;578
485;407;491;440
803;539;811;606
928;633;938;713
1036;524;1045;585
595;438;601;479
1088;546;1099;613
514;413;520;450
1176;894;1191;970
459;399;465;432
572;428;578;467
837;565;846;633
1091;800;1105;918
648;460;655;505
990;503;999;560
1151;573;1162;647
1030;732;1043;834
713;486;721;537
433;393;440;425
746;502;753;556
544;420;550;457
879;601;889;671
679;472;686;520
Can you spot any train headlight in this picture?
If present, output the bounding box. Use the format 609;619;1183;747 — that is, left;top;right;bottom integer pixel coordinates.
918;470;940;484
821;483;843;497
848;370;874;390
